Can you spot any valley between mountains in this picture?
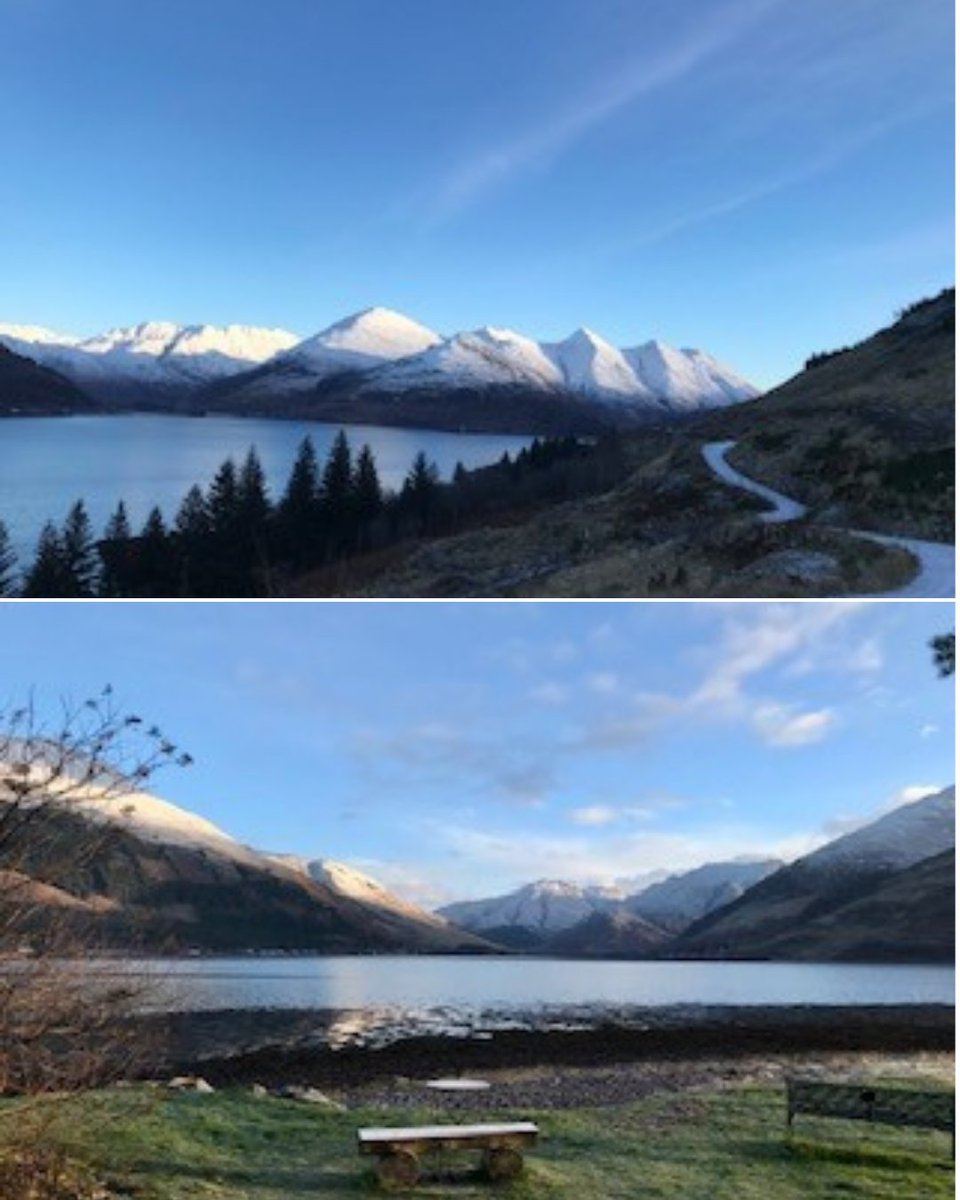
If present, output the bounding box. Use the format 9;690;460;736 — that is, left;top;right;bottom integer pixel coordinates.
3;782;953;964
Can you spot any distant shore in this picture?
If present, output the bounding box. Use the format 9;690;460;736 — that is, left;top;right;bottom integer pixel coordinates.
149;1003;955;1095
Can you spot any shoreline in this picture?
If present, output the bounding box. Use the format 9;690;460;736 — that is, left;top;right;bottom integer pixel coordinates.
147;1004;955;1093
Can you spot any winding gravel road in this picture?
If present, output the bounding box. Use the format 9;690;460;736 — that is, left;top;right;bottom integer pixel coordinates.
702;440;955;598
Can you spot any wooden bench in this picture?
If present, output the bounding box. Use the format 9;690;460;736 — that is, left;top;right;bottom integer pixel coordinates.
786;1078;955;1156
358;1121;539;1188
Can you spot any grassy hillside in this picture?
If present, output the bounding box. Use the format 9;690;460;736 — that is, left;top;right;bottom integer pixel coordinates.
705;289;955;540
4;1083;952;1199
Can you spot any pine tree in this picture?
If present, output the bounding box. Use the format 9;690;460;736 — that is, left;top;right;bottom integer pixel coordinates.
351;444;383;554
277;436;321;567
207;458;240;539
137;507;175;596
173;485;213;596
61;500;98;596
99;501;134;597
320;430;354;557
237;447;273;595
402;451;441;536
0;519;17;597
354;444;382;514
22;523;71;597
174;486;211;543
238;448;271;529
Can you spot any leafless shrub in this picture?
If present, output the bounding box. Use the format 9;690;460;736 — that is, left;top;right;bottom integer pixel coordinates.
0;687;189;1184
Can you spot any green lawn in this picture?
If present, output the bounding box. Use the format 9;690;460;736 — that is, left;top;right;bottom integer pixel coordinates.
5;1085;954;1200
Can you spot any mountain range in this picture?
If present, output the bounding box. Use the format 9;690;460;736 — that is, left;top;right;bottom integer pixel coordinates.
438;789;955;961
0;307;758;430
1;781;952;962
437;859;781;947
0;782;488;955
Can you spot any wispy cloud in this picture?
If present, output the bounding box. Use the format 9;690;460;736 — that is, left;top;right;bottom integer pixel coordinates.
600;96;950;257
428;0;784;218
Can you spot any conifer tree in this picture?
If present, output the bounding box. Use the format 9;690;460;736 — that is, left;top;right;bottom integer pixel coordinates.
99;501;134;597
0;519;17;597
402;451;441;536
173;485;213;596
207;458;240;539
238;447;271;533
277;436;321;566
22;523;71;597
61;500;98;596
137;507;176;596
320;430;354;557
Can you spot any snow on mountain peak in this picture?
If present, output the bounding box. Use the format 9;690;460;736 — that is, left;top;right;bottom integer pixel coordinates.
803;786;955;874
625;339;758;409
164;324;299;364
307;858;447;925
0;306;760;412
81;322;184;357
281;307;442;377
544;328;650;399
0;323;79;348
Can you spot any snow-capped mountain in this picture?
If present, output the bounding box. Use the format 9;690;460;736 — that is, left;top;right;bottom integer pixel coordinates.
672;787;956;960
240;311;757;417
365;327;564;394
627;858;782;932
438;862;780;941
0;774;488;954
230;307;443;396
624;340;757;410
543;328;655;402
1;306;758;422
437;879;627;936
796;786;955;876
304;858;450;928
0;320;298;394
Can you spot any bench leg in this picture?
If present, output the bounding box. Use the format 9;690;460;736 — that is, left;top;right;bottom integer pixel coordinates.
484;1147;524;1181
376;1150;421;1190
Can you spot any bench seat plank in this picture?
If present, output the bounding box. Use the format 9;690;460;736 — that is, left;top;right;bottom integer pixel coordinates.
358;1122;539;1155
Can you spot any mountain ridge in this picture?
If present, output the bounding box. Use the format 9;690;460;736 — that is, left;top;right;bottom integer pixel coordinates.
0;306;758;427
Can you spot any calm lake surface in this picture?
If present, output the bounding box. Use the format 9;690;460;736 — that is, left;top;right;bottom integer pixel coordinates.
0;414;532;558
106;956;955;1014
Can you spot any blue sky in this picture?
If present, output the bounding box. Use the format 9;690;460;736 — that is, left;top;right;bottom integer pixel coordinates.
0;601;953;904
0;0;953;387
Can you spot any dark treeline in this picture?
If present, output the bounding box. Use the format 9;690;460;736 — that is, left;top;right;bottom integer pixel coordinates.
0;429;628;598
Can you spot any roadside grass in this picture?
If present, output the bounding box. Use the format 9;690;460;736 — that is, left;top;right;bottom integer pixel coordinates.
4;1083;953;1200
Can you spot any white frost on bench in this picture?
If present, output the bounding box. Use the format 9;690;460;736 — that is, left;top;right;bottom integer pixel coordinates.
359;1122;538;1144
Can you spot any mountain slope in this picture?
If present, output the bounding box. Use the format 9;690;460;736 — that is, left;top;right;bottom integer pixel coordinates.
438;879;625;937
0;786;490;954
0;321;299;403
541;909;669;958
627;859;782;933
671;787;955;961
744;849;955;962
699;288;955;539
0;343;95;415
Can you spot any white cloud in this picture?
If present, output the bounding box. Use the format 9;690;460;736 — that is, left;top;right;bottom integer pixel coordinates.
570;805;620;827
920;724;940;738
891;784;942;806
751;704;837;748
